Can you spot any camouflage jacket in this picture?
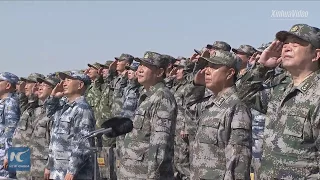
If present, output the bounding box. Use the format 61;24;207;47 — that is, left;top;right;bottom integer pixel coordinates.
110;74;128;117
119;82;178;179
45;96;95;179
120;79;141;119
190;86;252;180
85;76;104;113
0;93;20;177
28;100;53;177
12;96;39;147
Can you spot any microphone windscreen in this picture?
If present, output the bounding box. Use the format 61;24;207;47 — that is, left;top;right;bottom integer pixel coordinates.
101;117;133;137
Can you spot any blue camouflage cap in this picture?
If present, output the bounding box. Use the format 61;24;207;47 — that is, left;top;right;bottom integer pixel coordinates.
125;62;139;71
0;72;19;85
58;70;91;85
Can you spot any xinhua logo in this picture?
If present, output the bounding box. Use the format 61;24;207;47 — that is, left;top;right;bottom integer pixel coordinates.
8;147;30;172
271;10;308;20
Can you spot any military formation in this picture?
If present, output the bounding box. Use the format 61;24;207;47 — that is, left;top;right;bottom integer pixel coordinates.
0;23;319;180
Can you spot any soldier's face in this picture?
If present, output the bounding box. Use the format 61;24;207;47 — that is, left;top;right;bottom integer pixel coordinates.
204;63;232;91
88;67;99;80
235;52;250;65
116;60;128;71
281;35;317;70
62;78;82;96
176;68;184;80
24;82;36;97
38;82;53;100
127;70;136;80
137;62;160;87
102;68;109;78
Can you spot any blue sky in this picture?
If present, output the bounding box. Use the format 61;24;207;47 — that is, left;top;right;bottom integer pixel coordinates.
0;1;318;77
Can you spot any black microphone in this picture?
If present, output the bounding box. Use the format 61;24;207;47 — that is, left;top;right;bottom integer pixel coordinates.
101;117;133;138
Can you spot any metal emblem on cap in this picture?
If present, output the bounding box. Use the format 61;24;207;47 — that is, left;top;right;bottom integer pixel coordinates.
144;53;149;59
290;25;299;32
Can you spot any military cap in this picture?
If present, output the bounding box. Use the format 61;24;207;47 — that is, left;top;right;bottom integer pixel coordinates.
174;59;195;72
135;51;168;68
36;75;60;87
87;62;103;70
115;53;134;64
232;45;257;56
257;42;272;52
162;54;177;65
206;41;232;51
0;72;19;85
20;73;45;83
200;50;241;72
58;70;91;86
194;47;208;55
100;60;114;68
125;62;139;71
276;24;320;48
176;56;187;61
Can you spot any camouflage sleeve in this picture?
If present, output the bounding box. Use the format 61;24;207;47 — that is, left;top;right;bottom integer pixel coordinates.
120;88;139;119
44;96;62;118
45;119;55;170
225;104;252;179
67;107;95;175
148;97;177;179
3;98;20;154
19;92;28;113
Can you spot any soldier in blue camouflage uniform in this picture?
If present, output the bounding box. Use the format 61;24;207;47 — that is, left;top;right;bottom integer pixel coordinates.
12;73;45;179
45;71;95;180
119;51;177;179
191;51;252;179
0;72;20;178
29;75;60;180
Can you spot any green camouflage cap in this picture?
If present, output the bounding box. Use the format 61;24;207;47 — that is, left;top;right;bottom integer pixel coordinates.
162;54;177;65
207;41;232;51
174;59;195;72
176;56;187;61
276;24;320;48
257;42;272;52
135;51;167;68
87;62;103;69
100;60;114;68
200;50;241;72
194;47;208;55
36;75;60;87
232;45;257;56
20;73;45;83
115;53;134;64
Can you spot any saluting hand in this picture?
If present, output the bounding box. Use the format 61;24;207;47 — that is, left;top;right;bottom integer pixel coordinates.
51;82;64;98
258;40;283;68
64;173;74;180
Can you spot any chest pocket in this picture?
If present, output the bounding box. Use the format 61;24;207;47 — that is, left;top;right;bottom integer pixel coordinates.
198;119;220;145
133;110;146;130
34;120;48;138
283;112;306;139
17;111;31;131
56;117;72;134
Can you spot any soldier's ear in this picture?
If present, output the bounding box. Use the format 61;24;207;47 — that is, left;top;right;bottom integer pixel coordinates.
156;68;165;78
226;68;235;80
78;81;85;90
5;82;12;90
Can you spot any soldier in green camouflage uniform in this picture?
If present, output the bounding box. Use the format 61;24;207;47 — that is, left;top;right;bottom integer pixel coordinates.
162;54;177;89
231;44;257;86
110;53;134;117
240;24;320;179
29;75;60;180
85;62;104;114
12;73;45;179
119;51;177;179
171;60;205;180
190;51;252;179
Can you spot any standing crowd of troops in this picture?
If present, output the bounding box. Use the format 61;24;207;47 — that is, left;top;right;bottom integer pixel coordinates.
0;23;319;180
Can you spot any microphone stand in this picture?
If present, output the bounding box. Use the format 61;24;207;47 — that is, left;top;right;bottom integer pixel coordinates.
80;128;112;180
